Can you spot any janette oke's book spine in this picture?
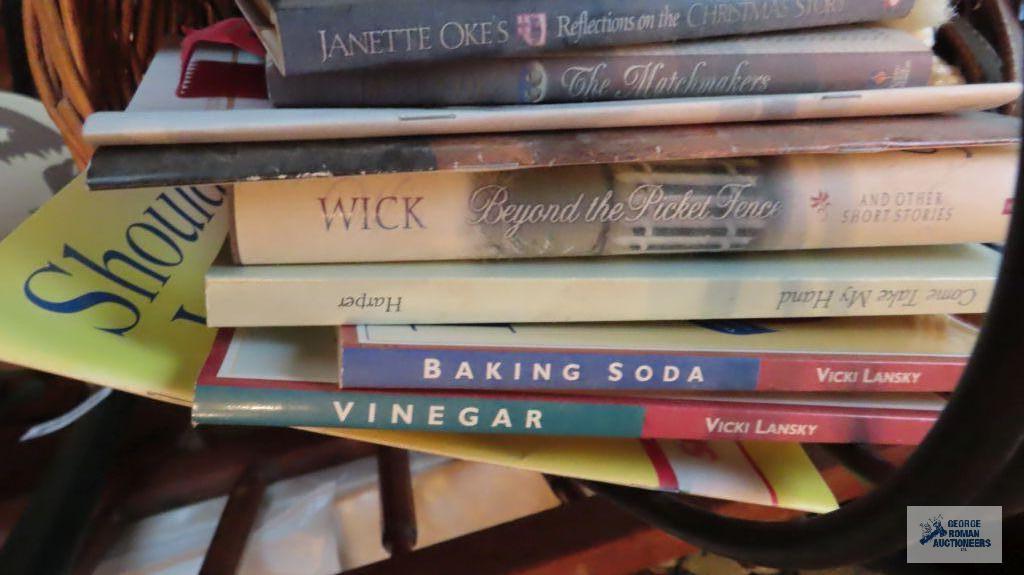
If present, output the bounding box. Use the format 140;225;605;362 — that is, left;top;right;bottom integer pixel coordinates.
337;342;966;393
267;30;932;107
191;383;937;444
229;147;1017;265
274;0;917;74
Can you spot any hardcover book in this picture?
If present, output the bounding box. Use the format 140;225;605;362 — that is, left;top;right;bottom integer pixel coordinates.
266;27;932;107
204;244;1001;327
80;47;1022;147
229;147;1017;264
193;327;945;444
239;0;916;75
85;112;1023;190
335;316;977;392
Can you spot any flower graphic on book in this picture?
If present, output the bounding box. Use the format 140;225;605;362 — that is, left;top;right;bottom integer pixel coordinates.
872;71;891;86
810;191;831;218
520;61;549;103
516;13;548;47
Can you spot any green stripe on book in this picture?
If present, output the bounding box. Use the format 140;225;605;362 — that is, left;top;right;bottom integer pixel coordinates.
193;386;646;437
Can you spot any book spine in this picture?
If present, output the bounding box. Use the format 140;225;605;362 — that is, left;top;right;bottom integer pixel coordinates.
277;0;916;74
339;346;965;392
85;113;1023;190
205;272;995;327
81;84;1024;147
192;385;936;444
231;147;1017;265
268;48;932;108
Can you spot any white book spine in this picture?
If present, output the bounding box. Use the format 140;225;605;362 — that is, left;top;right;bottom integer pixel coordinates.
205;270;995;327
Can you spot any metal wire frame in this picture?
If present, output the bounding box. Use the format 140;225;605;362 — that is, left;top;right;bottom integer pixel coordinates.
590;116;1024;569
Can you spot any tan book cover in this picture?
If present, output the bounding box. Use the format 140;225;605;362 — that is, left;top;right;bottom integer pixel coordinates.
231;146;1017;264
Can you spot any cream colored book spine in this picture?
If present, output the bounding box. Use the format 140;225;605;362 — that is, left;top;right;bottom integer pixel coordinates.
231;146;1017;264
204;244;999;327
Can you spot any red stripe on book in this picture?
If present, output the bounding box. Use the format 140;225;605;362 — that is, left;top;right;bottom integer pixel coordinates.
339;325;360;347
641;440;678;491
198;328;333;392
757;359;966;392
736;443;778;507
203;377;334;392
197;328;235;385
640;402;940;444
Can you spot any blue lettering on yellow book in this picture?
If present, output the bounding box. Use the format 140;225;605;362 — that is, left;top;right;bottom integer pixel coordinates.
22;186;226;335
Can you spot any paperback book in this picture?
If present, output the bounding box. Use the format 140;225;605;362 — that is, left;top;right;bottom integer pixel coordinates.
266;27;932;107
193;328;944;444
239;0;916;74
204;244;1001;327
229;147;1017;264
334;316;976;392
85;112;1022;190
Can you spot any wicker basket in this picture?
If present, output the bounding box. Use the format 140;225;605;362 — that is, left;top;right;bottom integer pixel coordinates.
23;0;236;167
24;0;1022;168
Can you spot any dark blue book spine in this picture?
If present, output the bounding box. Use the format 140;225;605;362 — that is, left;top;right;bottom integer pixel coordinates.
341;347;760;391
274;0;917;74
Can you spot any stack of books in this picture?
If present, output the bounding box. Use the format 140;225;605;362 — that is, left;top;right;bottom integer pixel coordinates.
79;0;1021;503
